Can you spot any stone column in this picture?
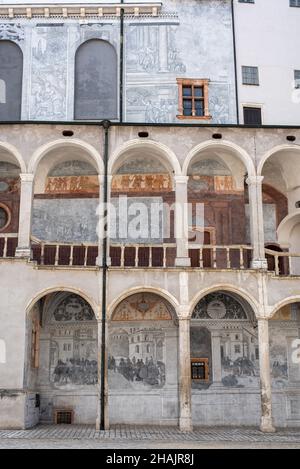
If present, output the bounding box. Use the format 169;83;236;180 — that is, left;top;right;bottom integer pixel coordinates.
178;316;193;432
16;173;34;258
175;176;191;267
96;318;110;431
246;176;268;269
211;331;223;385
257;318;275;433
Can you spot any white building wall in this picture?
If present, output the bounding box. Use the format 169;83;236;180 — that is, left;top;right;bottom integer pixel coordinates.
234;0;300;125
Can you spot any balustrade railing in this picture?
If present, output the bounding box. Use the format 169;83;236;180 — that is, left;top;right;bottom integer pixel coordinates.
265;248;300;276
0;234;18;258
188;244;253;270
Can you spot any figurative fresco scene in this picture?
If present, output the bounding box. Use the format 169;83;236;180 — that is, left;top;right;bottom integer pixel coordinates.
108;293;175;390
45;294;98;389
191;293;260;389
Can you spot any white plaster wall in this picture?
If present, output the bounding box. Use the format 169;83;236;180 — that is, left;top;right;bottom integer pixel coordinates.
234;0;300;125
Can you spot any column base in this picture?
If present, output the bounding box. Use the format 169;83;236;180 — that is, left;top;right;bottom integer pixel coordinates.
251;259;268;270
260;423;276;433
15;247;32;258
179;417;193;433
175;257;191;267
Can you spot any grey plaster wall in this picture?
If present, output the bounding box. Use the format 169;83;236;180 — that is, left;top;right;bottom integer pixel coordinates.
75;39;118;120
0;40;23;121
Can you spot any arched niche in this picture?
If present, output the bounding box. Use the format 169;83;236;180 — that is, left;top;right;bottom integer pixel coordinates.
25;291;98;424
74;39;118;120
0;41;23;121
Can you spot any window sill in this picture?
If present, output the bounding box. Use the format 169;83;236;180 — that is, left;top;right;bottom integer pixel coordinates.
177;115;212;120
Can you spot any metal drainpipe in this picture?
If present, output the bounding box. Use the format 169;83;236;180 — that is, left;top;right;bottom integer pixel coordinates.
120;0;124;123
231;0;240;125
100;119;110;430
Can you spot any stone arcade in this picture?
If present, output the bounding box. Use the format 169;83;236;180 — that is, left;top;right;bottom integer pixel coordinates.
0;1;300;432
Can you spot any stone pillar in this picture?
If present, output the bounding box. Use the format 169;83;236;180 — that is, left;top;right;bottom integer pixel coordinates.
96;318;110;431
211;331;223;385
178;316;192;432
257;318;275;433
175;176;191;267
16;173;34;258
246;176;268;269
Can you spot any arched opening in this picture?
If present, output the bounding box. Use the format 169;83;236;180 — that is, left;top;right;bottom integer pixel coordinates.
261;148;300;275
109;143;178;267
269;302;300;427
74;39;118;120
108;292;178;425
31;144;100;266
0;147;21;258
25;291;98;425
186;145;251;269
191;291;260;426
0;41;23;121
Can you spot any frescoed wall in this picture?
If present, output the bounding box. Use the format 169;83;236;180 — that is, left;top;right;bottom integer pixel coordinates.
108;292;179;425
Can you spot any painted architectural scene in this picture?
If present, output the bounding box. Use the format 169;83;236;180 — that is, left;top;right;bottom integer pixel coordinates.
108;293;176;391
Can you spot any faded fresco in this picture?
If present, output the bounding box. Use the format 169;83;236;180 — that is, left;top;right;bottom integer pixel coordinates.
112;174;172;193
191;293;260;389
43;294;98;389
45;176;99;195
109;293;175;391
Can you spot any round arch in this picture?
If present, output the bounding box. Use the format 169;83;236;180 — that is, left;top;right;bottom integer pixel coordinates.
183;140;256;178
107;286;180;321
277;211;300;245
28;139;104;176
258;144;300;176
188;284;260;320
25;286;99;319
0;141;26;173
109;139;182;177
269;296;300;319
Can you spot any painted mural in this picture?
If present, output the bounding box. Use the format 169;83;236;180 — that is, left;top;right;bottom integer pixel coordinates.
112;174;172;193
109;293;175;391
45;294;98;389
45;176;99;194
191;293;260;389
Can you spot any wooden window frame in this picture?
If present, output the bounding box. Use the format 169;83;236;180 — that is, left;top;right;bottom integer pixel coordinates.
191;358;210;383
177;79;211;120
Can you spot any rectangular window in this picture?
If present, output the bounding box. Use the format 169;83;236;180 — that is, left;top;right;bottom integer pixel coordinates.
234;345;241;354
242;66;259;85
290;0;300;7
177;79;211;120
243;107;262;125
191;358;209;382
295;70;300;89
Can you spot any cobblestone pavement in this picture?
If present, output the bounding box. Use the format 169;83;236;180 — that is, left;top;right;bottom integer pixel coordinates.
0;425;300;448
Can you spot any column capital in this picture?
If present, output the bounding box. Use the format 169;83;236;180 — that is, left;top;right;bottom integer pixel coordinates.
174;175;189;185
20;173;34;183
246;175;264;186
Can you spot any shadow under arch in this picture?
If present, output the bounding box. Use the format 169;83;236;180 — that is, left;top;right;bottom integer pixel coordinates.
28;138;104;177
25;286;99;319
108;139;182;178
183;140;256;178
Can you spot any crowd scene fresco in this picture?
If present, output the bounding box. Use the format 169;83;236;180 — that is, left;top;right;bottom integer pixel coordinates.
108;355;165;388
53;358;98;386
